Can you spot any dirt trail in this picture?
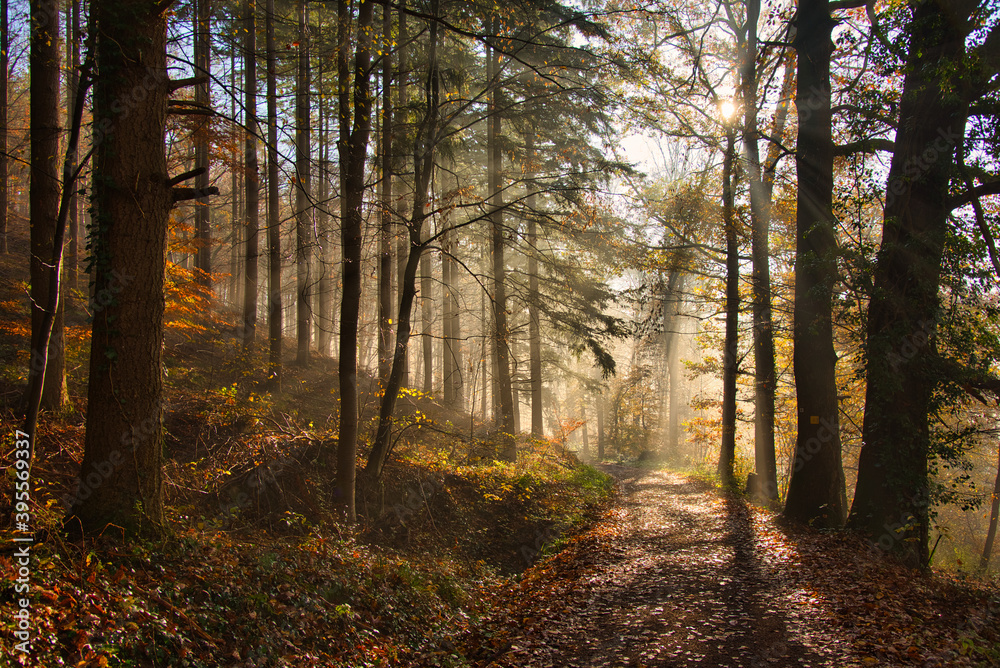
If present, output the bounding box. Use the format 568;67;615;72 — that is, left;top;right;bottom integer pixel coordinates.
477;466;860;668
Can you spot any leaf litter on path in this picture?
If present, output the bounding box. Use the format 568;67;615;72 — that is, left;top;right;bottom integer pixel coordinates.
464;466;999;668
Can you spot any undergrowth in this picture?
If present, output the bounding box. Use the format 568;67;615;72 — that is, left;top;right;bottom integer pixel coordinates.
0;273;615;666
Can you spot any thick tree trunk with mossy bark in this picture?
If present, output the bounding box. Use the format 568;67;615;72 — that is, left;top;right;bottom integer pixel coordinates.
68;0;171;537
847;0;974;568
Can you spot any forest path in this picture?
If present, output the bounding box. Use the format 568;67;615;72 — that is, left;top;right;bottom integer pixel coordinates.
474;466;860;668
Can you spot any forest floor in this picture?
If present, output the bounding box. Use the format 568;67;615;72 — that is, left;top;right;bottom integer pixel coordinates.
464;466;1000;668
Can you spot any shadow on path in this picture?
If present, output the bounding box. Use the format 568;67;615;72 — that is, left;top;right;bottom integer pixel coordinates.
477;467;855;667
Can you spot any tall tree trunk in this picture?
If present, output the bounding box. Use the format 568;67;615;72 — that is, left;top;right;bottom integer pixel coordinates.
846;0;972;568
0;0;7;254
740;0;778;503
783;0;847;529
480;289;488;422
295;0;312;366
193;0;212;286
230;49;241;306
338;0;376;521
365;0;439;483
242;0;259;351
526;134;543;437
394;0;409;387
420;225;434;392
317;56;332;357
378;3;393;383
718;126;738;487
65;0;80;288
29;0;68;412
449;235;463;409
661;270;684;458
265;0;282;386
69;0;170;535
442;223;455;405
488;18;516;459
597;395;605;460
666;298;684;455
979;442;1000;573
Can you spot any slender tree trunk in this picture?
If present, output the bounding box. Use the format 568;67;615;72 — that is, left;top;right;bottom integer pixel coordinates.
230;49;241;306
338;0;376;521
718;127;738;487
667;300;684;454
0;0;7;254
193;0;212;285
526;135;543;437
442;223;455;405
394;0;409;387
295;0;312;366
69;0;170;535
740;0;778;503
242;0;259;351
978;440;1000;572
660;270;684;458
365;0;439;482
65;0;80;288
441;209;463;409
29;0;68;412
597;395;605;460
783;0;847;529
488;18;516;459
317;63;332;357
378;3;393;383
265;0;282;386
450;240;463;409
846;0;972;568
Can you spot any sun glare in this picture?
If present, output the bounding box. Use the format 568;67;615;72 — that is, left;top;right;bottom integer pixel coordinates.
719;100;737;121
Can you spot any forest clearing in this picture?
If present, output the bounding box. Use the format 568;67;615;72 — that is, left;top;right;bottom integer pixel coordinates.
2;0;1000;664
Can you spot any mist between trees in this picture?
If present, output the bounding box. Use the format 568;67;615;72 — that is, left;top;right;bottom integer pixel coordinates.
4;0;1000;576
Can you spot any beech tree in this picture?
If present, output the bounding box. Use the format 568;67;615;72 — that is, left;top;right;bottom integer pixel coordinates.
783;0;848;529
847;0;995;567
